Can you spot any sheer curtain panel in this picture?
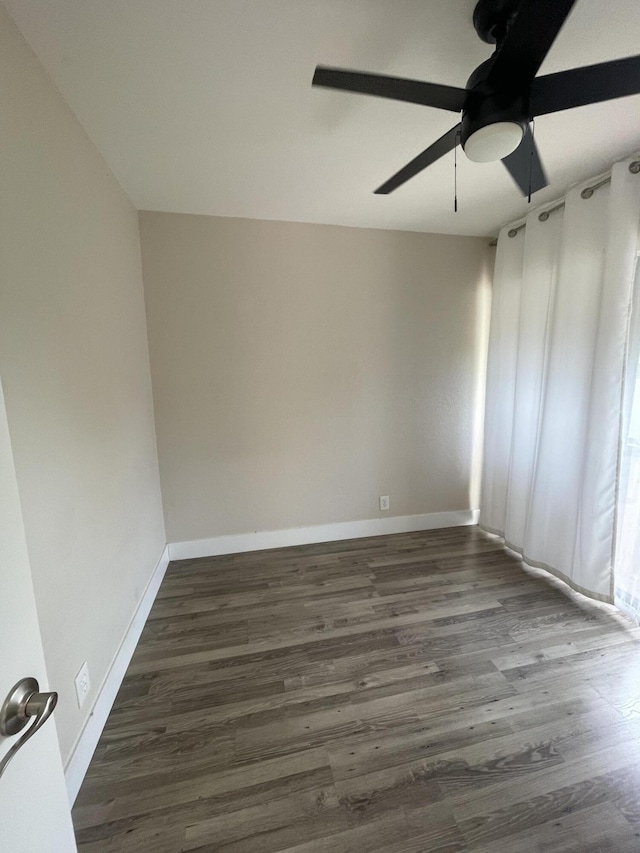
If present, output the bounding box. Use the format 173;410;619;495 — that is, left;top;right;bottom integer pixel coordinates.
481;157;640;602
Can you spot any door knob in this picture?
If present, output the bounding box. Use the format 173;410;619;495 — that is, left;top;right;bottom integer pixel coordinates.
0;677;58;779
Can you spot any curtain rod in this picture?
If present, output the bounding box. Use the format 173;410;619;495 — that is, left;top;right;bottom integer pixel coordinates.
488;159;640;247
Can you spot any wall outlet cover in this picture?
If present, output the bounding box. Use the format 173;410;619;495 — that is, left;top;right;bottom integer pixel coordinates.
379;495;390;511
74;661;90;709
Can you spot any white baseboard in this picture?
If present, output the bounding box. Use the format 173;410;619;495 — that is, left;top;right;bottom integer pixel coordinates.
64;545;170;805
168;509;480;561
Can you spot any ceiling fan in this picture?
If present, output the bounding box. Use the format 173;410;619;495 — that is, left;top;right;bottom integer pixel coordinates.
312;0;640;198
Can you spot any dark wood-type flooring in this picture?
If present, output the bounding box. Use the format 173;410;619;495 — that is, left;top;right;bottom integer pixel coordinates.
73;526;640;852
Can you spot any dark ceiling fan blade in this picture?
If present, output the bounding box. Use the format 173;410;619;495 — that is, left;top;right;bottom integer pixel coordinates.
502;126;548;196
531;54;640;116
312;66;469;113
374;124;461;194
487;0;577;91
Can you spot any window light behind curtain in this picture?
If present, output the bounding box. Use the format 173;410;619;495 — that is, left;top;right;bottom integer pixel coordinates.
481;156;640;605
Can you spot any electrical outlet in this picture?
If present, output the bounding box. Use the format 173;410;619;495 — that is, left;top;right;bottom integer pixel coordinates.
379;495;390;511
74;661;90;709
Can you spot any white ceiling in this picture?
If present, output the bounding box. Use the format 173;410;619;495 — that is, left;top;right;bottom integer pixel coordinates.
6;0;640;236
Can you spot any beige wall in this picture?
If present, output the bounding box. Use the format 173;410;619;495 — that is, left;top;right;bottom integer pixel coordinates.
140;212;491;544
0;4;165;763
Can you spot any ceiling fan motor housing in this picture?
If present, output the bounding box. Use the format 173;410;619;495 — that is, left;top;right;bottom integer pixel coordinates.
461;58;529;157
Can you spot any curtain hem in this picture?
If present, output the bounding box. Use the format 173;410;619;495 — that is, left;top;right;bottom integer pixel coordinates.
614;587;640;624
479;523;614;605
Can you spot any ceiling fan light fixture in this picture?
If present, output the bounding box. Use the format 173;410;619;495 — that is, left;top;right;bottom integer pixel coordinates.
462;121;524;163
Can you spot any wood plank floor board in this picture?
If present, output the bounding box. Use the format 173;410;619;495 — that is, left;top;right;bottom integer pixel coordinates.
466;801;640;853
455;762;640;848
73;526;640;850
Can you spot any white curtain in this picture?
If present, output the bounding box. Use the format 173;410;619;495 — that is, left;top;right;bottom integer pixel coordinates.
616;262;640;620
481;156;640;602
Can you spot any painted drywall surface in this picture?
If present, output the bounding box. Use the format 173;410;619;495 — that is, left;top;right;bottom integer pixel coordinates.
140;211;491;543
0;4;165;764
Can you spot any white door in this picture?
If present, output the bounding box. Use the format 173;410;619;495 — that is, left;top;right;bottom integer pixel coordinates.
0;378;77;852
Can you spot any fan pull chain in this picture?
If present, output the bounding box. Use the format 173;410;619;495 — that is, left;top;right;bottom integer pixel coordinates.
528;118;536;204
454;131;460;212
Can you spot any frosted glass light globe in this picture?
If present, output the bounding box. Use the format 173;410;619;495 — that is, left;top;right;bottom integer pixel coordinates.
463;121;524;163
